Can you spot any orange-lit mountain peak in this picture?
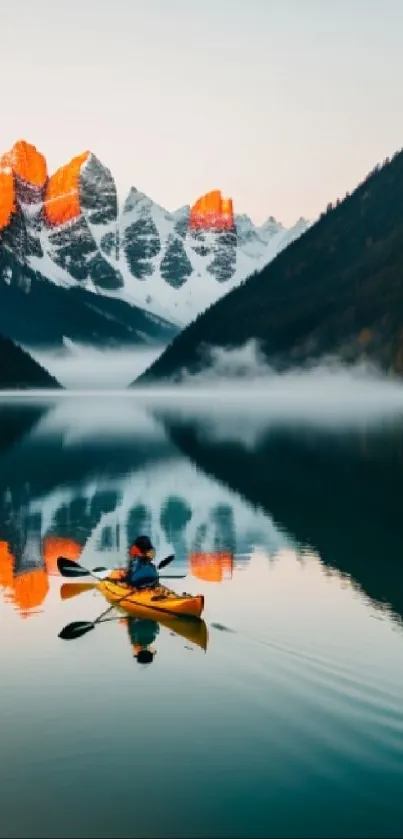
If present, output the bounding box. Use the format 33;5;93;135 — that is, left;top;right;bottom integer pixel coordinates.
0;158;16;230
8;140;47;188
44;150;90;226
42;536;82;575
189;190;234;231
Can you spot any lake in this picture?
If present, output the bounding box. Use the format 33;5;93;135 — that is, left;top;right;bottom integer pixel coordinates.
1;383;403;839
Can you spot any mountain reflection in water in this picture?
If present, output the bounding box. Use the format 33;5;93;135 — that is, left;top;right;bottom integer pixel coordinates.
2;393;403;839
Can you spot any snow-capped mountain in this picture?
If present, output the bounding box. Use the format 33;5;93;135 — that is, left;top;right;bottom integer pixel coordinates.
0;140;311;347
116;190;309;325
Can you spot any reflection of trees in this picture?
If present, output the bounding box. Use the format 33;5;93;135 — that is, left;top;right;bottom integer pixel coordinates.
160;495;192;561
0;404;45;458
46;490;120;547
126;504;152;547
211;504;236;553
160;415;403;624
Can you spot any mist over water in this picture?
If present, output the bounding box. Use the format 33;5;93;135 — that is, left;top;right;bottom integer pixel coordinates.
26;340;403;435
138;370;403;434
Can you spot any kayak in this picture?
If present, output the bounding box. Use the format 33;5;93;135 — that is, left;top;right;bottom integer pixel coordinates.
59;580;208;651
97;570;205;620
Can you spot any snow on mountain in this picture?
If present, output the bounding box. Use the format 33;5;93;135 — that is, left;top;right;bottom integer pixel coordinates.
0;140;311;336
109;190;310;326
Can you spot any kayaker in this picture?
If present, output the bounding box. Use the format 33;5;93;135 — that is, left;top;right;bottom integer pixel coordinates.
126;535;159;589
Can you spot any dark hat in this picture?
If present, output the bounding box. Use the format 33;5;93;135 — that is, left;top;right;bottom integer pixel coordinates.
133;535;154;554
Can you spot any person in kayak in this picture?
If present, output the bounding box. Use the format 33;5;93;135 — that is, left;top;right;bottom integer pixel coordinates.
126;535;159;589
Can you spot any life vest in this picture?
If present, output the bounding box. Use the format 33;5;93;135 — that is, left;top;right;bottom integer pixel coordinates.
127;551;159;588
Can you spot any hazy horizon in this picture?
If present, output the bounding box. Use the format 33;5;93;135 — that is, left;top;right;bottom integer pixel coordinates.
2;0;403;225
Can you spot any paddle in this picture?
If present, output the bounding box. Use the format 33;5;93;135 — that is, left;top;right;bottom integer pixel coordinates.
58;604;120;640
57;554;176;580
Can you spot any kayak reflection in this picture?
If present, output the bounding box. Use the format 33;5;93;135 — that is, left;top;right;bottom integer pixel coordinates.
121;606;209;663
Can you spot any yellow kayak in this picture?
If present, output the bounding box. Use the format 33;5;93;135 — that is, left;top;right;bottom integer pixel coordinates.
98;570;205;620
60;580;208;651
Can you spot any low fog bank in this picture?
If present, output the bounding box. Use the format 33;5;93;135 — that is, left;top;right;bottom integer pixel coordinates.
15;338;403;432
135;341;403;429
174;340;400;388
31;344;164;389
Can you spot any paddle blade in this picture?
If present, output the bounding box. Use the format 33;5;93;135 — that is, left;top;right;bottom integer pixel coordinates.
57;557;90;578
93;566;107;573
158;554;175;570
58;621;95;640
60;582;96;601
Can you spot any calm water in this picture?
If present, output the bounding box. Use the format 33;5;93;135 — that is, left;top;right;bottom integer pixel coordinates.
1;390;403;839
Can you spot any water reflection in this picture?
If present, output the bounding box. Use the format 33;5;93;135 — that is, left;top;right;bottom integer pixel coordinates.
123;612;208;658
0;398;284;619
190;551;234;582
1;394;403;631
150;402;403;628
2;394;403;839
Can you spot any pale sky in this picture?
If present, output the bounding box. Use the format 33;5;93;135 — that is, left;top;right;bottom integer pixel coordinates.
1;0;403;225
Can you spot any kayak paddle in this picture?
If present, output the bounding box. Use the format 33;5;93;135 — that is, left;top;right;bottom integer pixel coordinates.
58;604;119;640
57;554;176;579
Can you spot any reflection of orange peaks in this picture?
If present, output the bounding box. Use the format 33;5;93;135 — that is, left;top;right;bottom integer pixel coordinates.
42;536;82;575
190;551;234;583
0;541;15;590
0;162;16;230
189;190;234;231
7;140;47;187
44;151;90;226
12;569;49;618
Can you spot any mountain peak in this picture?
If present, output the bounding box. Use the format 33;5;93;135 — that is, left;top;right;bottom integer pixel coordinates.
44;150;91;226
0;139;310;335
123;186;156;215
0;166;15;230
189;190;234;231
2;140;47;188
0;139;48;226
138;148;403;382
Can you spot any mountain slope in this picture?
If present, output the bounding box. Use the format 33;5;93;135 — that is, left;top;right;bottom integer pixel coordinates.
0;242;177;350
136;149;403;383
0;331;61;388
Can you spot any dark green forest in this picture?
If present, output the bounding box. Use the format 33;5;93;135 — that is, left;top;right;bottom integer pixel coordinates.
0;332;61;389
137;147;403;382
